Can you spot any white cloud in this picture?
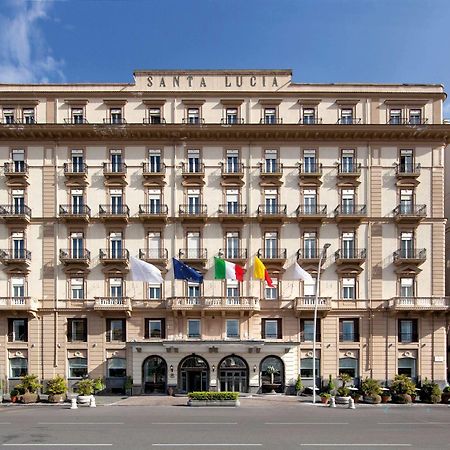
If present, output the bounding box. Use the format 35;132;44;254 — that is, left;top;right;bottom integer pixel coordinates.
0;0;64;83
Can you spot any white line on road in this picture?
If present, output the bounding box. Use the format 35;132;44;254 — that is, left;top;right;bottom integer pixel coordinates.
152;422;237;425
38;422;124;425
299;445;411;447
378;422;450;425
265;422;348;425
0;423;11;425
2;445;112;447
152;445;262;447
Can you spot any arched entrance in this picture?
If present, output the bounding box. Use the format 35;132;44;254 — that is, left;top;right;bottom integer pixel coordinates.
179;355;209;393
219;355;248;393
260;355;285;393
142;355;167;394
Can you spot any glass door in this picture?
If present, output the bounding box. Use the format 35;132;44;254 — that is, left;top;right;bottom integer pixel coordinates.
71;232;84;259
187;232;200;259
12;233;24;259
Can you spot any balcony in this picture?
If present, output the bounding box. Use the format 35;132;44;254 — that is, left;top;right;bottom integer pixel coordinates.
334;204;367;222
59;204;91;222
64;118;88;124
99;248;129;268
220;162;244;184
181;162;205;185
138;204;168;223
142;162;166;186
395;163;421;179
139;248;168;271
337;117;361;125
99;204;130;222
219;248;248;266
259;163;283;186
298;163;323;185
179;204;208;222
59;248;90;269
63;162;88;185
178;248;208;269
220;117;245;125
93;297;132;314
393;204;426;224
393;249;426;267
103;118;127;125
296;204;327;222
182;117;205;125
257;248;287;272
0;205;31;224
388;118;428;125
335;248;367;268
103;163;127;185
388;297;449;312
299;117;322;125
143;117;166;125
294;297;332;314
0;296;37;313
4;162;29;186
259;118;283;124
257;205;287;223
297;248;327;266
218;204;248;223
0;249;31;269
167;296;259;312
337;162;361;180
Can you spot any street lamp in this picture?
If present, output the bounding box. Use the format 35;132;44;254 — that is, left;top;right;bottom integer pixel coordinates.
312;242;331;405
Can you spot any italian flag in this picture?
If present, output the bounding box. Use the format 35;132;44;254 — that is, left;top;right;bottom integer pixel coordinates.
214;257;245;281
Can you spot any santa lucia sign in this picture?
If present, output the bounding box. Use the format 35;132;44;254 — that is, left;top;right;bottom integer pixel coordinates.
133;70;292;92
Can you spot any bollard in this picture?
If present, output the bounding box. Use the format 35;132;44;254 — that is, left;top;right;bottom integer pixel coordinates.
329;397;336;408
89;396;96;408
70;397;78;409
348;398;355;409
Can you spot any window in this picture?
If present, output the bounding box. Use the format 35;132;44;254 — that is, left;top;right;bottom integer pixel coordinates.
71;149;84;172
225;108;238;124
107;358;126;378
187;188;201;214
106;319;125;342
400;277;414;298
68;357;87;378
262;318;282;339
12;149;25;172
300;358;320;378
147;231;162;259
188;319;201;338
264;149;278;173
389;109;402;124
68;318;87;342
147;189;162;214
225;149;240;173
342;231;355;258
110;189;124;214
3;108;15;124
110;149;123;172
11;231;25;259
70;278;84;300
339;319;359;342
409;109;422;125
8;318;27;342
399;189;413;214
70;231;84;259
339;357;358;378
9;357;27;378
398;319;418;343
300;319;320;342
302;108;316;124
340;108;353;124
148;149;161;172
226;280;239;304
303;189;317;214
341;189;355;214
109;278;123;298
342;277;356;299
71;189;84;214
225;189;239;214
186;230;201;259
187;282;201;301
303;232;317;259
187;149;201;172
22;108;35;124
225;231;240;259
226;319;240;338
263;107;277;124
303;149;317;172
110;108;123;124
11;277;25;298
400;232;413;258
264;189;278;214
398;357;416;378
264;231;278;258
399;149;414;173
265;277;278;300
341;149;355;172
145;318;165;339
187;107;200;124
145;283;161;302
12;189;25;214
303;278;316;299
148;107;161;124
71;108;84;124
109;232;123;258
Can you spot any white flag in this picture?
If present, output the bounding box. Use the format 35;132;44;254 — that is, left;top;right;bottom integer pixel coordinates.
130;255;163;283
293;261;313;281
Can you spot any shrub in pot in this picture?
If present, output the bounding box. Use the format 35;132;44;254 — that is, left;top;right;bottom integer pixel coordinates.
295;375;303;395
381;391;391;403
441;386;450;404
16;374;42;403
46;375;68;403
9;389;19;403
420;378;441;404
93;377;106;395
76;379;95;404
124;376;133;396
320;392;331;404
335;373;352;403
390;374;416;404
361;377;382;404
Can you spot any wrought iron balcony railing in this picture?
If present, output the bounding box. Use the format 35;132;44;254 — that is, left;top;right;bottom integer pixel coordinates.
4;162;28;175
257;248;287;259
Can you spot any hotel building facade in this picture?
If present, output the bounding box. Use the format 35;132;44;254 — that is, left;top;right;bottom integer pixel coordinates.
0;69;448;395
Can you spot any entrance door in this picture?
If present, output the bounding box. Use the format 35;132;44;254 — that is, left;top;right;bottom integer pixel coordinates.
218;355;249;393
143;356;167;394
179;355;209;393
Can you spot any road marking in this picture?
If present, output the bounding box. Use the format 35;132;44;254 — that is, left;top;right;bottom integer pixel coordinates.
152;445;262;447
3;445;112;447
38;422;124;425
152;422;237;425
378;422;450;425
0;423;11;425
266;422;348;425
299;445;411;448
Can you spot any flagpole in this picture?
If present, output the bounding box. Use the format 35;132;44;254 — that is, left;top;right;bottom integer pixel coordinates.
312;243;330;405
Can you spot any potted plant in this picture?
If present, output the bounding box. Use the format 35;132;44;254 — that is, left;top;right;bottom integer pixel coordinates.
76;378;94;404
9;389;19;403
381;390;392;404
265;365;278;394
326;374;336;396
295;375;303;395
351;390;362;403
93;377;105;395
46;375;67;403
320;392;331;405
335;373;352;404
361;377;382;404
16;374;42;403
390;374;416;404
187;391;239;407
420;378;442;404
441;386;450;404
124;376;133;396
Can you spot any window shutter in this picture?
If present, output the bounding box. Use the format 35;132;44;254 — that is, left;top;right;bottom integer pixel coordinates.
339;319;343;342
67;319;72;342
121;319;126;342
82;319;88;342
354;319;360;341
398;320;402;342
316;319;321;342
8;319;13;342
106;319;111;343
161;318;166;339
277;318;282;339
144;319;150;339
412;319;418;342
23;319;28;342
261;319;266;339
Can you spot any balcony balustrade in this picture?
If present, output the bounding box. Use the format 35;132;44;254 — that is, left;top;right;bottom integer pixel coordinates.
178;204;207;222
296;204;327;222
59;248;90;265
0;205;31;223
393;248;426;266
389;297;449;311
59;204;91;222
167;296;259;312
99;204;130;222
0;296;37;312
334;204;366;222
393;204;426;223
138;204;168;222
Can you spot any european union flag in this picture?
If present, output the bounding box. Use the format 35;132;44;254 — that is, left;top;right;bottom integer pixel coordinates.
172;258;204;283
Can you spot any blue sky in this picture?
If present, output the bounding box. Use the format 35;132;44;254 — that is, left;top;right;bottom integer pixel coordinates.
1;0;450;111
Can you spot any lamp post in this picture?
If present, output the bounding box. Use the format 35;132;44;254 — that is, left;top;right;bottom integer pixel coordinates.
312;242;331;404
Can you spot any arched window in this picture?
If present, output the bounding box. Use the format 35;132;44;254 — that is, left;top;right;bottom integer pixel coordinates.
143;356;167;394
218;355;248;393
178;355;209;393
260;356;284;393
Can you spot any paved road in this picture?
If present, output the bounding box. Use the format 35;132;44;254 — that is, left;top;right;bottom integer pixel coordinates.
0;400;449;449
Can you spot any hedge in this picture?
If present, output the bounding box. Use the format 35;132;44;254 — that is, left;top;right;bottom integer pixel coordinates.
188;391;239;401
